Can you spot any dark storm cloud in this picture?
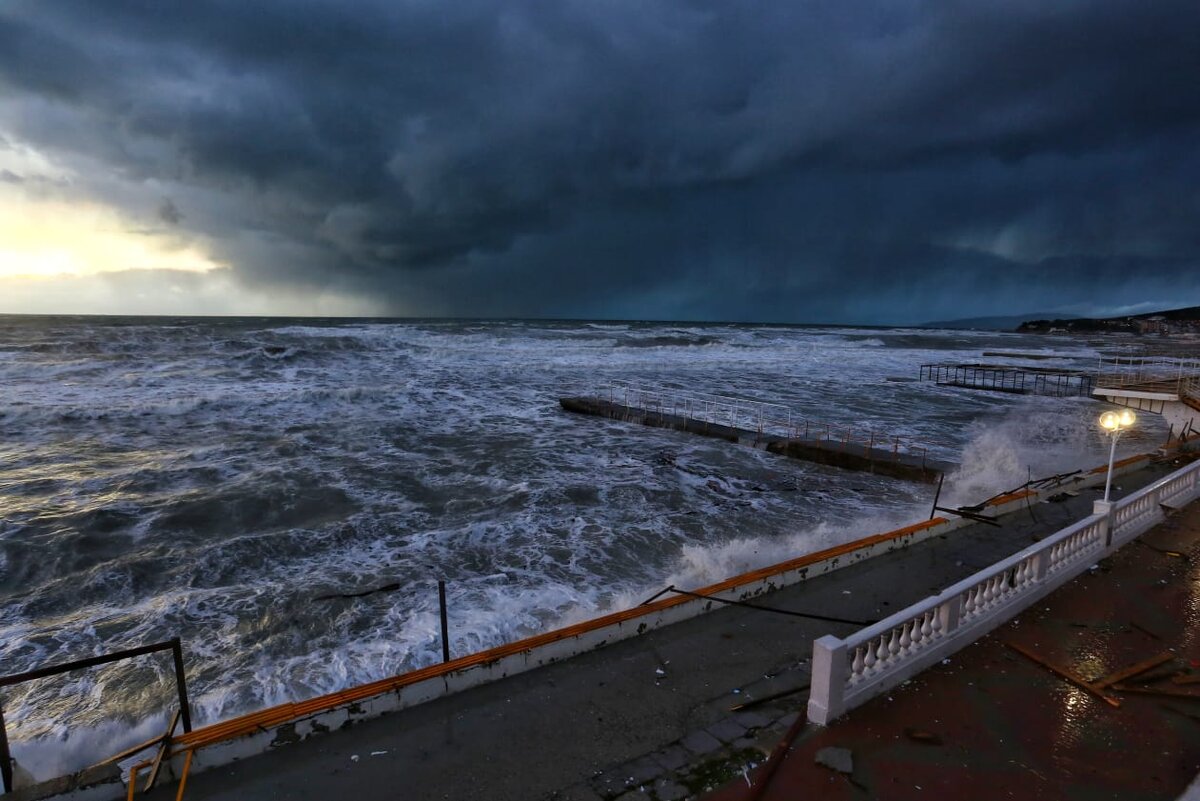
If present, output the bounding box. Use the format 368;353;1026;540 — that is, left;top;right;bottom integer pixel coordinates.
0;0;1198;320
157;198;183;226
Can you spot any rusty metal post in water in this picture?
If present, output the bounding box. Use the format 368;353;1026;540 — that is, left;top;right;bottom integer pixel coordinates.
438;581;450;663
170;638;193;733
0;699;12;794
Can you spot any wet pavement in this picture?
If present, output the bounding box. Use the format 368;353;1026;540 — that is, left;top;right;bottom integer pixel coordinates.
708;487;1200;801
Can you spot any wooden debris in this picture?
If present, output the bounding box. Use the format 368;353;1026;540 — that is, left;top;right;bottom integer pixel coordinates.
1129;621;1163;640
903;728;944;745
315;582;401;601
729;683;810;712
1172;675;1200;686
144;709;181;793
1005;642;1120;708
1093;651;1174;689
1110;684;1200;700
1160;704;1200;724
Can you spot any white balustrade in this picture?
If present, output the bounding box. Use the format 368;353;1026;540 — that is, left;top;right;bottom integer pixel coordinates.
808;457;1200;725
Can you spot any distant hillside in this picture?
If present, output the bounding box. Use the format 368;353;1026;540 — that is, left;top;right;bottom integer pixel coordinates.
921;312;1079;331
1017;305;1200;334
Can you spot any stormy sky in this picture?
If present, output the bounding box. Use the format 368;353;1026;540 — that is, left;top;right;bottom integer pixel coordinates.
1;1;1198;323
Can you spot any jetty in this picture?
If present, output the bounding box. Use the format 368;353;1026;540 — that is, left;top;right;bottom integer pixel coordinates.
918;363;1095;396
560;383;949;483
1092;356;1200;441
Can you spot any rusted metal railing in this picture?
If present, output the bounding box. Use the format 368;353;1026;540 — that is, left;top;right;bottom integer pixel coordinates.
599;381;935;465
0;638;192;793
1095;356;1200;395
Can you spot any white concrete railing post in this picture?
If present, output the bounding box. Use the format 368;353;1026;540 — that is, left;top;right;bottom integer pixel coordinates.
937;595;961;635
1093;500;1115;549
806;635;847;726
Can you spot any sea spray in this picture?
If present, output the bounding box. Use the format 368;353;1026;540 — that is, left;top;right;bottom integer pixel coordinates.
0;316;1167;778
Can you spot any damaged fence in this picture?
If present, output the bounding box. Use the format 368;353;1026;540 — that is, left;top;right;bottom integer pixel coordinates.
807;456;1200;725
598;380;938;464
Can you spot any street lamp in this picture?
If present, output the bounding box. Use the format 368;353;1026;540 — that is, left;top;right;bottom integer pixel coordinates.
1099;408;1136;503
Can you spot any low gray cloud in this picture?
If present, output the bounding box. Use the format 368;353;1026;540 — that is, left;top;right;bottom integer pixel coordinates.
0;0;1197;321
157;198;183;226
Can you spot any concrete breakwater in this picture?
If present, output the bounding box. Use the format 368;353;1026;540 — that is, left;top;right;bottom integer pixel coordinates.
559;396;949;483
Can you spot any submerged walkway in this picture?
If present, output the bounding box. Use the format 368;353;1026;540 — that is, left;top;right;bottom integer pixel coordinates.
161;459;1191;801
710;480;1200;801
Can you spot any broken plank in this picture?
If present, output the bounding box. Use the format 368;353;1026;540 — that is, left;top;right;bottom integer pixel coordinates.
1111;684;1200;700
1006;641;1120;708
1093;652;1174;689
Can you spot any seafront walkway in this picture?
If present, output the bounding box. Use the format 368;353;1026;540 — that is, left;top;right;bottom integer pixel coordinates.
708;483;1200;801
159;457;1194;801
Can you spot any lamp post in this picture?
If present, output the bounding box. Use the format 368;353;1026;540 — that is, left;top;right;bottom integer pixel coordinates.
1099;408;1136;503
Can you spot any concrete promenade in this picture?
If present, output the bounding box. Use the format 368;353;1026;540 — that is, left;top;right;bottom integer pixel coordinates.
710;466;1200;801
164;457;1190;801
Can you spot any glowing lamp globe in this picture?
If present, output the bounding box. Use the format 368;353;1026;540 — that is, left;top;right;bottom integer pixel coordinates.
1099;411;1120;431
1119;409;1136;427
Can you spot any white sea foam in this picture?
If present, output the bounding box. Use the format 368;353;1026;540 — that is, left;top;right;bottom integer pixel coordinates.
0;317;1165;776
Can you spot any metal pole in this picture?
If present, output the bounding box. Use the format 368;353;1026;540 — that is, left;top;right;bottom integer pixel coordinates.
0;700;12;794
438;581;450;663
1103;431;1120;503
170;638;192;733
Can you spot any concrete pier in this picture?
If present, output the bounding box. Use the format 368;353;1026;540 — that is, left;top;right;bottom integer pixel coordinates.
1092;357;1200;441
919;363;1096;397
559;396;949;483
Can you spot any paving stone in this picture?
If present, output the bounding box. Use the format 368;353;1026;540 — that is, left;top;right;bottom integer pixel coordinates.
613;756;661;787
705;716;748;743
543;783;605;801
613;790;653;801
588;770;626;797
814;746;854;774
776;711;800;729
652;778;689;801
650;744;691;772
680;729;723;755
732;709;773;731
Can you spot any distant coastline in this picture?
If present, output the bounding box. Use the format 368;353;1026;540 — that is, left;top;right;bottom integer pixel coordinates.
1016;304;1200;335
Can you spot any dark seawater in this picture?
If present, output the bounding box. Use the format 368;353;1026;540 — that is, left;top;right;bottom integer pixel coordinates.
0;316;1164;775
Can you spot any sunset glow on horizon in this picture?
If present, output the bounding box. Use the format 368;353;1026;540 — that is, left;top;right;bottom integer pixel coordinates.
0;196;223;282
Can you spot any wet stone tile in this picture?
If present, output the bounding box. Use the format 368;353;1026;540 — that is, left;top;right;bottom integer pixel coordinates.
614;756;662;787
653;777;689;801
705;717;748;744
680;729;723;756
732;710;773;731
650;745;691;772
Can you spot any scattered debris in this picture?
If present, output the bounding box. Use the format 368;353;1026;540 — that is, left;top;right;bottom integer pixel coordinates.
1130;621;1163;640
729;682;810;712
316;583;401;601
1111;684;1200;700
815;747;854;775
1093;651;1174;689
904;728;944;745
1005;641;1120;708
350;755;360;763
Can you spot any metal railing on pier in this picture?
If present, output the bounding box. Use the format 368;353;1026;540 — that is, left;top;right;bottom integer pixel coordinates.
0;638;192;794
918;363;1095;397
599;381;936;465
1094;356;1200;402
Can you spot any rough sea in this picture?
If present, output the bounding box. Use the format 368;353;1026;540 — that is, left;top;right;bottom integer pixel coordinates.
0;316;1168;777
